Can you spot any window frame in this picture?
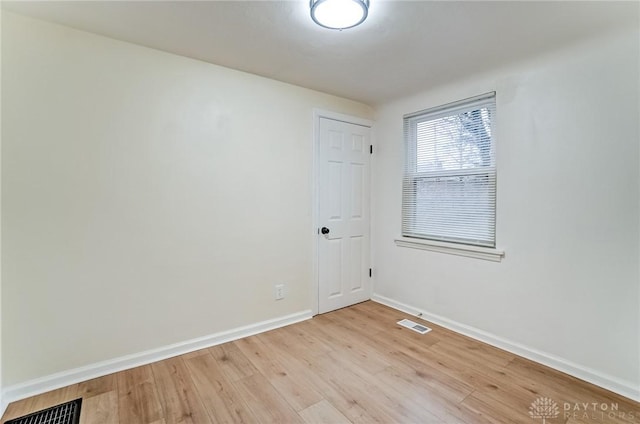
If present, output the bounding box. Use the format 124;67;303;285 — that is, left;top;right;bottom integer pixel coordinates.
397;92;503;261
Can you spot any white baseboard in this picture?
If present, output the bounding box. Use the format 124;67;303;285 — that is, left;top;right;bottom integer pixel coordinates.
372;294;640;403
2;310;312;406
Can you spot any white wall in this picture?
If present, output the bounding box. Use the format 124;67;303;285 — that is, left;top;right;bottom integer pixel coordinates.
1;12;372;387
0;5;4;414
372;28;640;399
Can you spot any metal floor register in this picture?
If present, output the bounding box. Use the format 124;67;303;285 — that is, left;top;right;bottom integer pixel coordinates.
5;398;82;424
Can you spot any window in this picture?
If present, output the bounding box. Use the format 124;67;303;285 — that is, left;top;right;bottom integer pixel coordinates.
402;92;496;248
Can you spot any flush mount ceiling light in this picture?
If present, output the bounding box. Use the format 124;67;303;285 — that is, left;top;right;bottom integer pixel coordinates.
310;0;369;30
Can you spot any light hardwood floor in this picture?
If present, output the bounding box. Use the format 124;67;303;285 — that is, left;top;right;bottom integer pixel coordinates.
2;301;638;423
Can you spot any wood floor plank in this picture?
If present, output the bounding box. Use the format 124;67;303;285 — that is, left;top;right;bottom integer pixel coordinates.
28;384;80;413
255;323;333;361
233;336;324;411
323;313;478;405
505;358;640;424
79;390;119;424
430;338;514;369
232;374;304;423
460;390;532;424
357;301;472;345
116;365;164;424
1;398;33;423
323;306;441;353
379;343;480;402
374;365;479;423
179;348;211;360
303;316;392;375
184;351;258;423
299;399;351;424
440;333;515;365
391;337;510;393
315;351;444;423
259;320;334;356
3;301;638;424
78;374;117;399
151;357;212;424
507;356;640;411
334;304;443;346
1;384;82;424
256;335;384;424
324;316;475;404
208;341;259;382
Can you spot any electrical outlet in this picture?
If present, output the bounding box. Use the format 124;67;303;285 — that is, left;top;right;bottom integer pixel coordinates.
275;284;285;300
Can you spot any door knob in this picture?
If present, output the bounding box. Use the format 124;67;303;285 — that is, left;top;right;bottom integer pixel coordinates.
321;227;330;235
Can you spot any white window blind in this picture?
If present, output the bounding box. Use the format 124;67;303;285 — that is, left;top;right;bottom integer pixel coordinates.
402;92;496;248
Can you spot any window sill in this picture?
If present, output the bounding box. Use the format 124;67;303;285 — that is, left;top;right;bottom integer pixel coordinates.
394;237;504;262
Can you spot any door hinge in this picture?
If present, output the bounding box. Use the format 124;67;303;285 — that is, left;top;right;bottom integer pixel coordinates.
369;268;372;278
370;145;373;154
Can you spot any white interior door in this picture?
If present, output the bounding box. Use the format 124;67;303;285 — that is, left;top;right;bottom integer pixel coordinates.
318;117;371;314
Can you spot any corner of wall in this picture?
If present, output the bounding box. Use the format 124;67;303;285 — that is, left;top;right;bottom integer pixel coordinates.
0;5;5;418
1;309;312;406
372;294;640;402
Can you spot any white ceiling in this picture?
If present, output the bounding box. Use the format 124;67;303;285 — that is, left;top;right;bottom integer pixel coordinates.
3;1;638;105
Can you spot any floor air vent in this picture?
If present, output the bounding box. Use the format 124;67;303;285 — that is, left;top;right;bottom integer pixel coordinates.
6;398;82;424
397;318;432;334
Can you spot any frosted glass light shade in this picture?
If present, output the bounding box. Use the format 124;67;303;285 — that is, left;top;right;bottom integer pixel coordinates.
310;0;369;30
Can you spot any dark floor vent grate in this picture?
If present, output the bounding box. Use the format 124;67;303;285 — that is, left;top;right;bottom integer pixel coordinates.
6;398;82;424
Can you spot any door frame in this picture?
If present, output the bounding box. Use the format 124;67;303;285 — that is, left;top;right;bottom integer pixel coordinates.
311;109;374;316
